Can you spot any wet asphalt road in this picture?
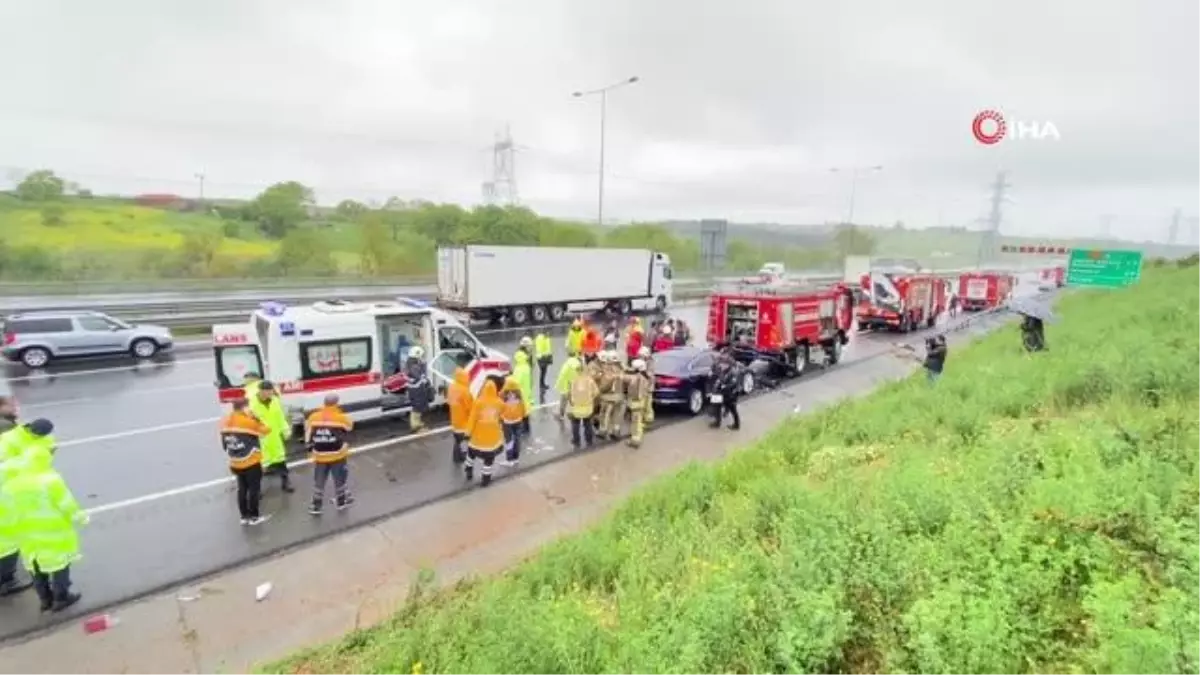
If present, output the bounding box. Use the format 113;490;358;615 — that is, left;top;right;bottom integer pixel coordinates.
0;277;1044;642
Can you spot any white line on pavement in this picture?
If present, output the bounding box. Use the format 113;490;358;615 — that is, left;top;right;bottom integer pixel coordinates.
3;357;211;382
20;383;213;410
83;402;559;515
58;417;223;448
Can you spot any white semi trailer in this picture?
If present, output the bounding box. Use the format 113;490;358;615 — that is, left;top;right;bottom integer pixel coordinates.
436;245;674;326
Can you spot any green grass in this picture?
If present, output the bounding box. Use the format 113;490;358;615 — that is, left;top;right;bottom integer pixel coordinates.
265;266;1200;674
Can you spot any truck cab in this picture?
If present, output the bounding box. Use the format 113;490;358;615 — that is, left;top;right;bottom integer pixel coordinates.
211;298;510;432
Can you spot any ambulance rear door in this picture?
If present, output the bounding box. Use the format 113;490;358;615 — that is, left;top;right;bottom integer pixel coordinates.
213;323;263;403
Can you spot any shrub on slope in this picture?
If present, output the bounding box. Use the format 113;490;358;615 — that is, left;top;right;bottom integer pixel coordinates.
271;268;1200;674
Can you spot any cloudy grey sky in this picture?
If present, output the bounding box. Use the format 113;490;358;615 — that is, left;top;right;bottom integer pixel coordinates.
1;0;1197;241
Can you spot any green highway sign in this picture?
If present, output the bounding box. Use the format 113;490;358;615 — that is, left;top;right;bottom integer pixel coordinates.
1066;248;1143;288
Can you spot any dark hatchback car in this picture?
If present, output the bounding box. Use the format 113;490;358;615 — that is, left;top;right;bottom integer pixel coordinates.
652;346;756;415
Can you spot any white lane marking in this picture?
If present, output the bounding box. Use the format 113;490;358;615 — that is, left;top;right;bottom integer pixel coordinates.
83;402;559;515
58;417;223;448
3;357;211;382
20;383;212;410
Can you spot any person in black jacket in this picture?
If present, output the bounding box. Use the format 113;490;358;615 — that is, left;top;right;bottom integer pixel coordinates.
707;352;742;430
923;335;948;383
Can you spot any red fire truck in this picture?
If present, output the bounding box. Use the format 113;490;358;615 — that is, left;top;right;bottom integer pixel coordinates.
705;280;854;375
958;271;1015;311
856;270;948;332
1039;266;1065;288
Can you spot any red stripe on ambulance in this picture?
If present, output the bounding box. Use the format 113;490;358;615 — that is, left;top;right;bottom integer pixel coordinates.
217;372;381;404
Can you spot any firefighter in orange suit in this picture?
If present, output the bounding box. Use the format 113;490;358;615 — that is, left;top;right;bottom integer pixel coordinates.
447;366;474;465
464;380;505;487
219;398;271;526
305;394;354;515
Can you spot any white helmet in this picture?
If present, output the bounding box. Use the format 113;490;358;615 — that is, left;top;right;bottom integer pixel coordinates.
519;336;533;348
661;324;674;335
409;345;425;359
638;346;651;358
631;358;646;372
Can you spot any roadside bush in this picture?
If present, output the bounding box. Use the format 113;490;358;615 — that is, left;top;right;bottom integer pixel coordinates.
268;267;1200;674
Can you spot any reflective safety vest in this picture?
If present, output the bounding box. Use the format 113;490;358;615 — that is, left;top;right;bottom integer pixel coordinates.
0;430;54;560
467;398;505;452
4;456;85;574
534;334;553;361
306;406;353;464
249;396;289;466
566;328;584;356
556;356;582;395
220;410;268;470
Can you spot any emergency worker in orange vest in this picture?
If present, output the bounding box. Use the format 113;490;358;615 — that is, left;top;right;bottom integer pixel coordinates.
447;366;474;464
499;377;527;466
304;394;354;515
219;398;271;526
464;380;505;487
581;325;603;363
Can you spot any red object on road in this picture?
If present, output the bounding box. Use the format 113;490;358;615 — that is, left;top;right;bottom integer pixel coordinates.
83;614;119;634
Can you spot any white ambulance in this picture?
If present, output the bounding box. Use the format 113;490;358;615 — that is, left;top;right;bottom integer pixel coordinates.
211;298;511;432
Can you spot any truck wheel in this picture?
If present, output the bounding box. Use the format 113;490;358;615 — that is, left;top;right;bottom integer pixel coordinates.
549;304;567;322
531;305;549;324
510;306;530;326
792;344;809;376
827;339;842;365
617;299;633;315
655;296;667;313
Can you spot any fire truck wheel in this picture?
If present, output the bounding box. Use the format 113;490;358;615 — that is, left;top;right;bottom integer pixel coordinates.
857;321;868;332
687;388;705;415
827;339;842;365
531;305;549;323
791;345;809;375
510;306;530;326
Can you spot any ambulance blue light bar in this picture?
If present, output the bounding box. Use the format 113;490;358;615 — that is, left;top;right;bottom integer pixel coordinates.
396;297;430;308
259;301;288;317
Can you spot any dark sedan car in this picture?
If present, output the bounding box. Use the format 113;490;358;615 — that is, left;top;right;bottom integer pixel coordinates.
652;346;756;415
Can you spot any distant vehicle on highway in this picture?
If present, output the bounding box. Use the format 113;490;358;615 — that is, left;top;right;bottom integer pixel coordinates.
2;311;175;368
436;245;674;326
651;346;756;415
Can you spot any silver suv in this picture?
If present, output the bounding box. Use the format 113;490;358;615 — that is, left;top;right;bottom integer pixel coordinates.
2;311;174;368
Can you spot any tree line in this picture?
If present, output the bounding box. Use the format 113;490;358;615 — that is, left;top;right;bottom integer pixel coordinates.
0;171;876;283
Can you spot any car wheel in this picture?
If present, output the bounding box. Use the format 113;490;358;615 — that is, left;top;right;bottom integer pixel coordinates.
687;388;705;415
741;371;755;395
131;338;159;359
20;347;51;369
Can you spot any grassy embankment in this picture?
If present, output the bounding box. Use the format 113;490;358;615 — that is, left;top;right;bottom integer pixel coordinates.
268;266;1200;674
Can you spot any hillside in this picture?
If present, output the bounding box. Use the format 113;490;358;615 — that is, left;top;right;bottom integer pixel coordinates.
268;265;1200;674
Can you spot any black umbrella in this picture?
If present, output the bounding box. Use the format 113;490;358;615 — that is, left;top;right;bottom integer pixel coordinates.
1010;297;1058;324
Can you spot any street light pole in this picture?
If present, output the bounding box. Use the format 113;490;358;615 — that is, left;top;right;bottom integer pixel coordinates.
573;76;639;226
194;172;206;202
830;165;883;225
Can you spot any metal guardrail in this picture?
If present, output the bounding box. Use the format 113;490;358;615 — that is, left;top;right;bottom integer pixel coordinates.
65;266;1043;332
